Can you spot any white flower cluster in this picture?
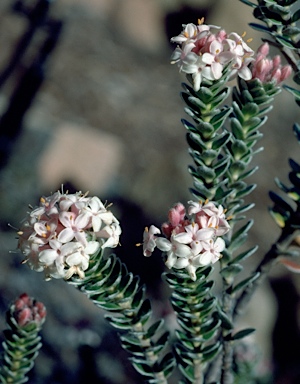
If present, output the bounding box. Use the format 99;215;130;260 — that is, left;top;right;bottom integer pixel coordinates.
143;200;230;281
170;20;254;91
18;191;121;280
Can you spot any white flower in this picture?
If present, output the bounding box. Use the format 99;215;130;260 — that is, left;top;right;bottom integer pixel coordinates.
156;235;192;269
142;225;160;257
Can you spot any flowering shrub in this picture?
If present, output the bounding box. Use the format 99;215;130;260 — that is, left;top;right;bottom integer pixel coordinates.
1;1;300;383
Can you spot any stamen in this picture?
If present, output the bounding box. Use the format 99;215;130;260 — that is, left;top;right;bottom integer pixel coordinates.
241;31;247;38
40;197;46;204
247;38;253;43
198;17;205;25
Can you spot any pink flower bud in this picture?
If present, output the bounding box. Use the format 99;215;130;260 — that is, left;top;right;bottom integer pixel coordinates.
17;308;32;327
271;68;282;84
280;65;292;82
168;203;186;226
272;55;281;68
257;42;269;57
12;293;46;328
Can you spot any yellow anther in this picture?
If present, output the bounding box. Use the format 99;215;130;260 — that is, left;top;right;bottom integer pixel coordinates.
198;17;205;25
241;31;247;38
46;224;51;231
40;197;46;204
247;38;253;43
204;199;209;205
184;31;189;38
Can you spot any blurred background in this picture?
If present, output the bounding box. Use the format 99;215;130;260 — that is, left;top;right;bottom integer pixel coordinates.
0;0;299;382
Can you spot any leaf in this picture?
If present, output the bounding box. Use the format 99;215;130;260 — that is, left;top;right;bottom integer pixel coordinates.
228;246;258;265
269;191;294;214
230;328;256;340
220;264;243;279
134;299;152;325
275;35;296;49
235;184;256;198
131;360;154;377
231;272;260;294
284;85;300;100
212;131;231;150
249;22;272;34
293;123;300;142
145;320;164;339
239;0;256;6
157;352;175;377
216;309;234;330
210;107;232;130
201;342;222;363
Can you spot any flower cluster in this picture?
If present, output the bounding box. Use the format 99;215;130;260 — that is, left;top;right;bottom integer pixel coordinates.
170;19;254;91
250;42;292;84
17;190;121;280
143;200;230;281
12;293;46;328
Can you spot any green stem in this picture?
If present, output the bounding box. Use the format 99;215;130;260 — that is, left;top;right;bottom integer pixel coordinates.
70;251;173;383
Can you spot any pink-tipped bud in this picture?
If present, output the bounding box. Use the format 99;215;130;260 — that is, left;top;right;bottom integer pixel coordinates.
272;55;281;68
280;65;292;82
271;68;282;84
168;203;186;226
161;222;173;239
12;293;46;328
216;29;227;42
257;42;269;57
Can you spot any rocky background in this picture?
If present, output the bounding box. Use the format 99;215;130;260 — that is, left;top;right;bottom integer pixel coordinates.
0;0;299;383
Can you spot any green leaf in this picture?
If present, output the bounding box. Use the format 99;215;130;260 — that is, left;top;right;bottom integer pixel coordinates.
293;123;300;142
231;328;256;340
131;360;154;377
220;264;243;279
249;22;272;34
157;352;175;378
239;0;256;6
201;342;222;363
275;35;296;49
105;315;132;330
235;184;256;198
217;310;234;330
231;272;260;294
228;246;258;265
284;85;300;100
212;131;231;150
231;117;245;140
145;320;164;339
210;107;232;130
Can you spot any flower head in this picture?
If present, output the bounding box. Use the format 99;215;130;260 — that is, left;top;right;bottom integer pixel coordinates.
251;43;292;84
142;200;230;280
170;20;254;90
17;190;121;280
12;293;46;328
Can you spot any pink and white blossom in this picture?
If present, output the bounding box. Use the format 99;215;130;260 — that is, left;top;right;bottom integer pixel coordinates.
18;190;121;280
170;21;255;90
142;200;230;281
